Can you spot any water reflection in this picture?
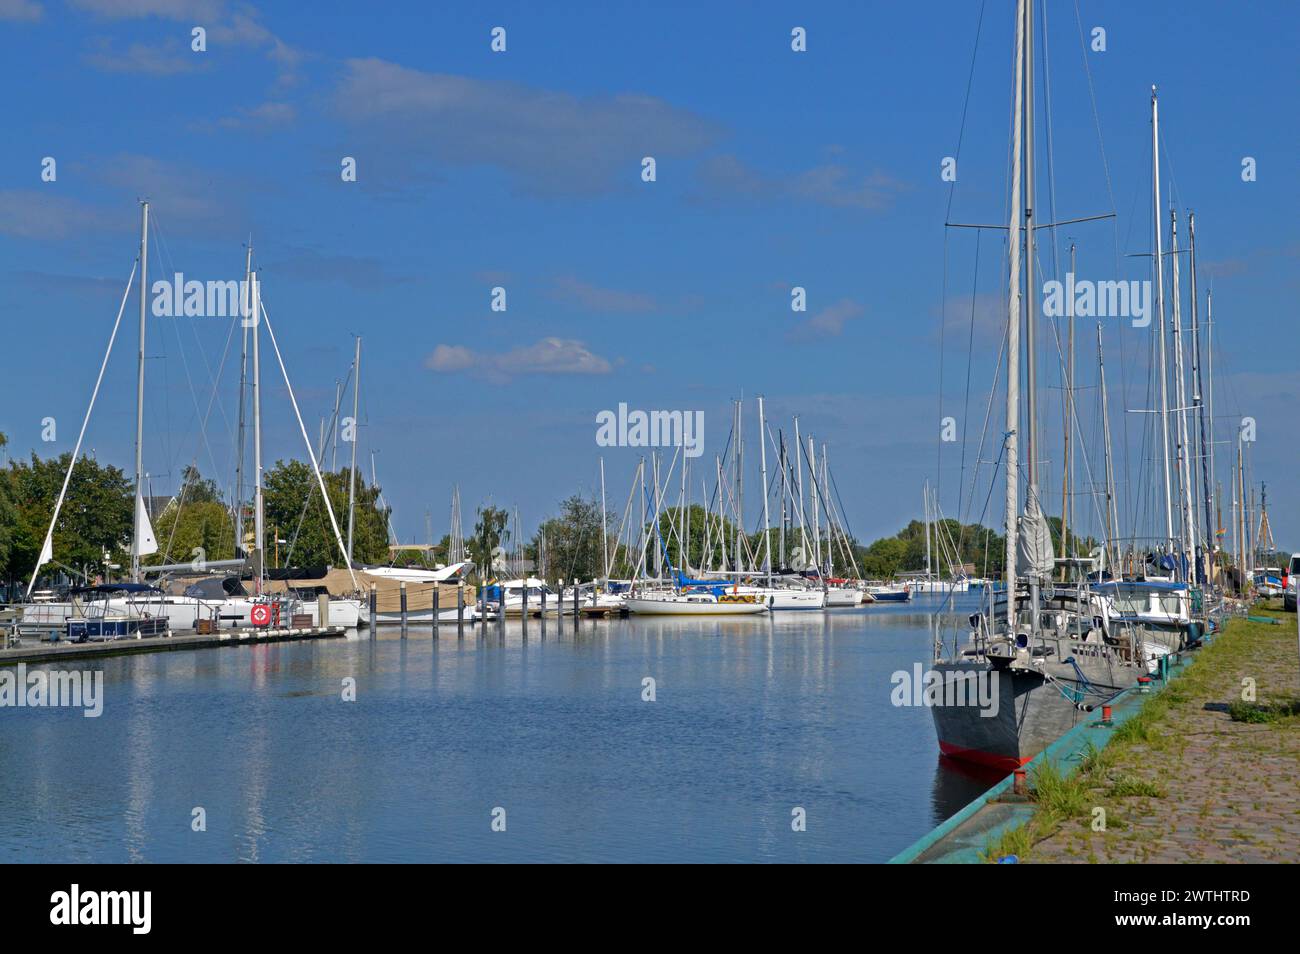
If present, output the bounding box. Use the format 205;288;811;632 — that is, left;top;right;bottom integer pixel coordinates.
2;597;989;862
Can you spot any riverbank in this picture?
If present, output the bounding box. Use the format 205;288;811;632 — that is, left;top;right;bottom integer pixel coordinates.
993;602;1299;863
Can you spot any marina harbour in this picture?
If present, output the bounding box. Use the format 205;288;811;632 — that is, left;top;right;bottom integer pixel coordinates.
2;596;999;864
1;1;1294;883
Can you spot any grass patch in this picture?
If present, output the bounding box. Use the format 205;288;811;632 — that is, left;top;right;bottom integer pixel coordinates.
979;605;1285;862
979;823;1034;863
1106;775;1166;798
1228;699;1300;724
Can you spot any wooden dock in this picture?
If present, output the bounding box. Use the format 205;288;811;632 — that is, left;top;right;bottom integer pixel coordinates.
0;625;347;666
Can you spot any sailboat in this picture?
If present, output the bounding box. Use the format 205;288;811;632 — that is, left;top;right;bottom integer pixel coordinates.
928;2;1197;770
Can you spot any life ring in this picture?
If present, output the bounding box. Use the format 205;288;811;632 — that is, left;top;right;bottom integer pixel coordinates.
250;604;271;626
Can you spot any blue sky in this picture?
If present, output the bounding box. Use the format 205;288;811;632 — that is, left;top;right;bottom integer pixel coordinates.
2;0;1296;555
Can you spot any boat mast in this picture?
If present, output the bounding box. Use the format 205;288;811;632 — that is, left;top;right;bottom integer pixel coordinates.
679;452;688;574
1151;87;1175;559
1060;242;1076;572
1003;0;1026;630
600;457;609;578
234;239;251;558
250;267;264;593
1188;212;1213;584
808;435;820;575
1097;323;1121;575
923;481;932;582
793;416;808;567
1170;211;1196;581
1206;288;1217;562
758;395;772;581
821;443;832;578
346;336;361;562
131;201;149;583
1023;0;1043;624
777;431;787;570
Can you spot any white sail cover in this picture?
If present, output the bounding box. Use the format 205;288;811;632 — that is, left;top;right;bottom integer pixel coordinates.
1017;497;1054;580
134;493;158;556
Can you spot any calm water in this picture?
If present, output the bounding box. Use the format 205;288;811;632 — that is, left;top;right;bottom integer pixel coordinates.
2;595;1001;863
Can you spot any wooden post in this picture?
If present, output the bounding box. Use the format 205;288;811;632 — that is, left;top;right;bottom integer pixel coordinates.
369;583;377;630
456;580;464;637
432;585;439;637
318;592;329;630
400;580;408;634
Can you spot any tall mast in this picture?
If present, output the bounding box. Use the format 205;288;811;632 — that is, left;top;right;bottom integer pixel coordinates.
251;268;264;593
331;379;343;471
1097;324;1121;575
1188;213;1213;583
808;435;820;575
733;400;743;571
1151;87;1175;557
777;431;787;570
346;336;361;562
1003;0;1026;628
679;453;688;573
234;239;251;557
1060;242;1076;570
131;201;149;582
793;416;808;566
599;457;609;578
757;396;772;581
1206;289;1217;556
1023;0;1043;623
821;443;832;577
924;481;932;580
1170;210;1196;580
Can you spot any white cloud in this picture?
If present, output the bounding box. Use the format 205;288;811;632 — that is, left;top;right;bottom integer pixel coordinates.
333;58;720;196
425;338;615;381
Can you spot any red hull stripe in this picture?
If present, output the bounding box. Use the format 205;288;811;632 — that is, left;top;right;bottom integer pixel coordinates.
938;740;1031;771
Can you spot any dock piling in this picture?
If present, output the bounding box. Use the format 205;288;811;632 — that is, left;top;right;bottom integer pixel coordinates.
400;581;408;636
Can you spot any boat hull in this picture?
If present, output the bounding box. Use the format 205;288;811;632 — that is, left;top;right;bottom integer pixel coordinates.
625;597;768;616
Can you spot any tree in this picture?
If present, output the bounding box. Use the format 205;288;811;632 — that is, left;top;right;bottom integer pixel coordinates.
470;505;509;578
178;464;223;504
4;451;132;581
148;501;236;568
532;495;603;583
262;460;390;567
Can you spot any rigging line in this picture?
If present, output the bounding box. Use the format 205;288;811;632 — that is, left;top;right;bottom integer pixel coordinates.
938;227;948;507
1040;0;1062;283
158;288;241;565
26;257;138;598
148;214;224;492
957;228;982;535
944;0;989;223
958;231;1010;556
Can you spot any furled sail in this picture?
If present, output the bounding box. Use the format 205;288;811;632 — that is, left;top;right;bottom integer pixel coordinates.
1017;497;1054;580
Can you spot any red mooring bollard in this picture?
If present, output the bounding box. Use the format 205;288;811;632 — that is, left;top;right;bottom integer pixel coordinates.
1012;768;1028;796
1101;704;1113;725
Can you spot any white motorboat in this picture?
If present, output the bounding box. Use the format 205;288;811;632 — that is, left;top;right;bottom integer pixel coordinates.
824;586;862;607
625;592;769;616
